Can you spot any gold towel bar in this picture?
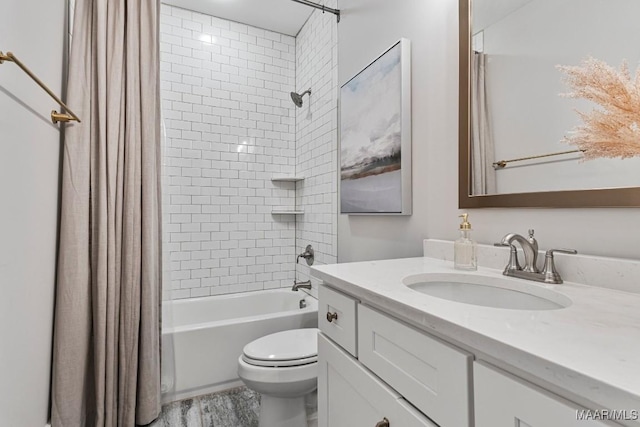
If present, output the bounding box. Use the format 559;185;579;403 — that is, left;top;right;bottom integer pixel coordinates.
0;51;81;124
493;149;584;169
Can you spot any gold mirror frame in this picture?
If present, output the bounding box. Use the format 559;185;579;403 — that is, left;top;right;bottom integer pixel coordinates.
458;0;640;208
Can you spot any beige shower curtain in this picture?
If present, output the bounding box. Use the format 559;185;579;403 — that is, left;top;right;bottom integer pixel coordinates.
51;0;162;426
471;51;497;196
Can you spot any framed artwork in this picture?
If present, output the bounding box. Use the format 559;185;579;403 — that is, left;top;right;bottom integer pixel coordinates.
340;38;412;215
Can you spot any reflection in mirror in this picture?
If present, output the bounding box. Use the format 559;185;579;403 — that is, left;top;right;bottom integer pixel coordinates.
470;0;640;196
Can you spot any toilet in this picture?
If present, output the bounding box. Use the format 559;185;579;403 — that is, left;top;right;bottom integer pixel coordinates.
238;328;319;427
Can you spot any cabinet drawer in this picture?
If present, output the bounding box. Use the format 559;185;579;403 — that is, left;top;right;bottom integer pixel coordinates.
474;362;619;427
318;333;437;427
318;284;358;356
358;305;472;427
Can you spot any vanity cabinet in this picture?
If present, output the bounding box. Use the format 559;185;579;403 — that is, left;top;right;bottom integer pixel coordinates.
318;285;468;427
358;305;471;427
318;285;358;357
318;333;437;427
474;362;615;427
318;283;625;427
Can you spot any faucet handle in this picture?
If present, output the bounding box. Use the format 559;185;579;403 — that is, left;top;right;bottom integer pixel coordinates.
541;248;577;284
546;248;578;256
528;229;535;238
494;242;522;272
296;244;315;266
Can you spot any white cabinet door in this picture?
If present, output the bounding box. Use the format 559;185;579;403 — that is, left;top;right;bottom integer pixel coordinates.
474;362;619;427
358;305;472;427
318;333;437;427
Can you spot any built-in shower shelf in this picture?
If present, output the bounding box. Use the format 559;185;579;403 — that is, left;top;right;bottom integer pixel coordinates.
271;177;304;215
271;176;305;182
271;210;304;215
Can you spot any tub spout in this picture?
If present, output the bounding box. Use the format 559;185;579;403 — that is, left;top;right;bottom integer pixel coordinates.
292;280;312;291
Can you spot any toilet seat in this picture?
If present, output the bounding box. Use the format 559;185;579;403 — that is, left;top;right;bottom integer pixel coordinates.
242;328;318;368
242;354;317;368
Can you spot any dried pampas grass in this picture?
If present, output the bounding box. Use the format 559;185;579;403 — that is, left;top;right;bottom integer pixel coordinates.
558;56;640;160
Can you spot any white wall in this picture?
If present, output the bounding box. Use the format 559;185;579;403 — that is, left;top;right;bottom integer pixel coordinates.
482;0;640;194
337;0;439;261
0;1;66;425
294;0;339;295
338;0;640;263
160;5;298;299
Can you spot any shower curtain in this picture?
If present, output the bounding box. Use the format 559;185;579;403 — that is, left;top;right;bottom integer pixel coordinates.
471;51;497;195
51;0;162;426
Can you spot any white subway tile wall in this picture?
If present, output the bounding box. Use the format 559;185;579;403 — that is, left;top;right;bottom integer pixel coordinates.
160;5;298;300
294;0;339;298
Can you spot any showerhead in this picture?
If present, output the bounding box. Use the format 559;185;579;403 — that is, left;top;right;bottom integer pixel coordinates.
290;89;311;108
290;92;303;107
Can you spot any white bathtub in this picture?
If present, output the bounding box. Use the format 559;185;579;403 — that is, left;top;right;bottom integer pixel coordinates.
161;289;318;403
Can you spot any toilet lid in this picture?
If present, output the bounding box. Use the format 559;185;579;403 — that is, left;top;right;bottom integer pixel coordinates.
242;354;317;368
243;328;318;366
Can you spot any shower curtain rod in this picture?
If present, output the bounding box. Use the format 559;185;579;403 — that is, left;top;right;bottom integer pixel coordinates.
0;51;81;124
291;0;341;22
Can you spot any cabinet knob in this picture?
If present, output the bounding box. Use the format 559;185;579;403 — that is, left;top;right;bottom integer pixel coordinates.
326;311;338;322
375;417;390;427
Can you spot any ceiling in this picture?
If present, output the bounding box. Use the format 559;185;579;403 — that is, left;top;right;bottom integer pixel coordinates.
473;0;535;32
163;0;314;36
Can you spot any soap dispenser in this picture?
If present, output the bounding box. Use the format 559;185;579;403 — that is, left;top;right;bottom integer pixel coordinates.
454;213;477;271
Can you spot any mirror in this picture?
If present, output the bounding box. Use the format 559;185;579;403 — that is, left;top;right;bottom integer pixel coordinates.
459;0;640;208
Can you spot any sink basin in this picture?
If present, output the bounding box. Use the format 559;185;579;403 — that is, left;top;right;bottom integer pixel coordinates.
403;273;571;310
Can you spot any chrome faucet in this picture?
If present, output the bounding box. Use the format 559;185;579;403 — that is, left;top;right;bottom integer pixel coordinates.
497;229;539;272
292;280;312;291
495;230;577;284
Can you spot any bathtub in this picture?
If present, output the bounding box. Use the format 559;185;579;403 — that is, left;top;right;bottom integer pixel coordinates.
161;289;318;403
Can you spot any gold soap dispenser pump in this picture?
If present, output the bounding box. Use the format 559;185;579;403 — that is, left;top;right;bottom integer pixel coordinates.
454;213;477;271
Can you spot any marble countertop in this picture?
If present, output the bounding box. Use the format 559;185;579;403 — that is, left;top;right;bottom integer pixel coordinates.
311;256;640;416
